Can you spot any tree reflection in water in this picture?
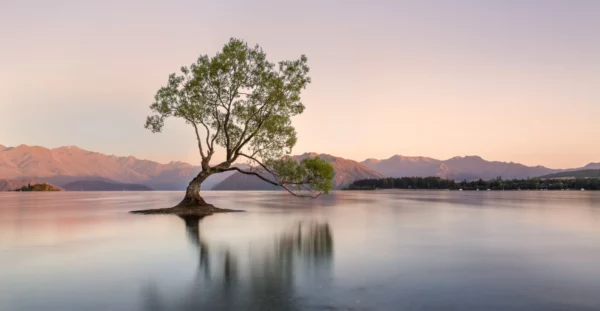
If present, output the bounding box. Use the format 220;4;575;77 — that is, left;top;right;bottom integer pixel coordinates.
142;215;334;310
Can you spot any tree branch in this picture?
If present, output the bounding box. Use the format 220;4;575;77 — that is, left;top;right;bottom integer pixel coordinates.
198;120;212;152
211;112;221;150
205;78;229;155
190;121;206;159
237;152;273;174
232;100;268;153
223;103;232;160
222;167;321;198
239;156;310;186
181;75;212;158
251;147;266;158
223;63;250;162
222;167;278;185
230;107;273;162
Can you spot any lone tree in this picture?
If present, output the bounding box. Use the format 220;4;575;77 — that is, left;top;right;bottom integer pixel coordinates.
144;38;334;212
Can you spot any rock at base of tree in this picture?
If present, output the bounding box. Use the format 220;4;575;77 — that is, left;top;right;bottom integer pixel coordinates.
130;204;243;216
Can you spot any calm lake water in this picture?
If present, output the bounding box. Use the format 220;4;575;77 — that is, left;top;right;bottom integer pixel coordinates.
1;191;600;310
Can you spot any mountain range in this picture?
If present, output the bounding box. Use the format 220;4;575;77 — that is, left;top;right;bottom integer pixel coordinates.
0;145;200;190
361;155;558;181
0;144;597;191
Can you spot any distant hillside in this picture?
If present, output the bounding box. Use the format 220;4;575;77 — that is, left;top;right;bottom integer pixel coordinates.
213;153;383;190
362;155;442;178
362;155;558;181
62;180;153;191
540;169;600;179
581;163;600;170
0;145;201;190
198;164;250;190
2;143;597;190
0;179;63;191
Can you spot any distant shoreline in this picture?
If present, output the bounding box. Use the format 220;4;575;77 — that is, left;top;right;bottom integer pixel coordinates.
345;176;600;191
342;188;596;191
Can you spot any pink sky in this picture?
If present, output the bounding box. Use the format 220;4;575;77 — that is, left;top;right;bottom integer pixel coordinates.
1;0;599;169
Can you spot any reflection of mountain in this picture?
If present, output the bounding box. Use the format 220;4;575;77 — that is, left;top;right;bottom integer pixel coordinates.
142;216;334;310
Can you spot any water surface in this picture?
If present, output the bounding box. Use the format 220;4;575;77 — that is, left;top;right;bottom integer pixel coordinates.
1;191;600;310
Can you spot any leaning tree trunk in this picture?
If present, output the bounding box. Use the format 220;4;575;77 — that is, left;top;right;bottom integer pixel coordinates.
175;172;211;208
130;170;239;215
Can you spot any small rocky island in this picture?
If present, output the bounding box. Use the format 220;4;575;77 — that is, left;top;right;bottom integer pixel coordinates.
14;183;61;192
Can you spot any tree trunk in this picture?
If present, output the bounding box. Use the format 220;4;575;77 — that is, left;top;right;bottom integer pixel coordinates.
175;171;211;208
131;169;241;215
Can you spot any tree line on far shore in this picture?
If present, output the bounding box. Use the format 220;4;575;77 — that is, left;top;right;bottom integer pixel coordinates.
345;177;600;191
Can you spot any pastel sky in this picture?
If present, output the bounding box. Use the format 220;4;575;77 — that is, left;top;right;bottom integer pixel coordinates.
1;0;599;169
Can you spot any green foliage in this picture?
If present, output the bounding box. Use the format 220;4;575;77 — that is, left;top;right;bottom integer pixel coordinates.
301;157;335;194
346;177;600;191
145;38;333;196
262;157;334;194
145;38;308;160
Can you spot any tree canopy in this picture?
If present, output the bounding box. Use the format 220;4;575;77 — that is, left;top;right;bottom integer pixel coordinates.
145;38;333;198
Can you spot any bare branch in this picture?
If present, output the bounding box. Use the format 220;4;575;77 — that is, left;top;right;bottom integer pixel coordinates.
222;167;321;198
198;120;212;152
189;121;206;159
210;108;221;151
181;76;212;158
222;167;278;186
251;148;266;158
237;152;319;191
237;152;273;175
223;103;232;160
